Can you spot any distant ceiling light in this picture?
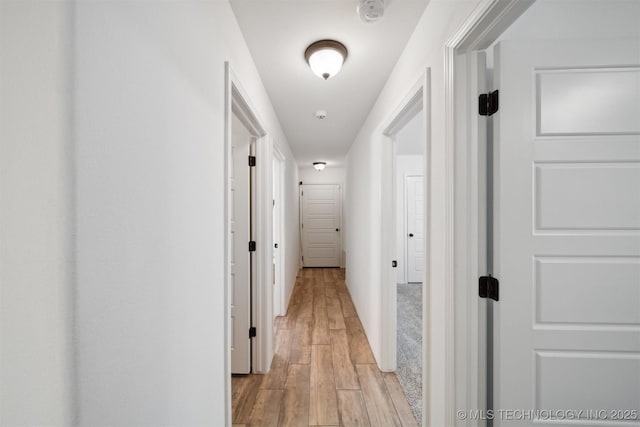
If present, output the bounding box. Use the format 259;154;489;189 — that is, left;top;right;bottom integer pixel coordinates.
358;0;385;23
315;110;327;120
313;162;327;171
305;40;348;80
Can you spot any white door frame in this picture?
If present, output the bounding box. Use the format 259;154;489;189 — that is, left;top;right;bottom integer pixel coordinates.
272;146;286;317
379;70;430;374
445;1;535;425
224;63;274;424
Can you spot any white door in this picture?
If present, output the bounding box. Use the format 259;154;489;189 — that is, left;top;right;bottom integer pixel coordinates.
300;184;341;267
406;176;424;283
231;115;252;374
493;39;640;425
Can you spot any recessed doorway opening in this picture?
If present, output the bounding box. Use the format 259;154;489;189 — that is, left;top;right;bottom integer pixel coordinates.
393;110;425;423
224;62;274;424
379;69;430;424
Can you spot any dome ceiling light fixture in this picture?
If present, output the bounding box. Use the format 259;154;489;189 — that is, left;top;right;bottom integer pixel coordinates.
304;40;348;80
313;162;327;171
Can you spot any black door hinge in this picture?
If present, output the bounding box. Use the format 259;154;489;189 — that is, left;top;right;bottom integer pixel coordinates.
479;275;499;301
248;156;256;167
392;260;397;268
249;241;256;252
479;90;499;116
249;326;256;338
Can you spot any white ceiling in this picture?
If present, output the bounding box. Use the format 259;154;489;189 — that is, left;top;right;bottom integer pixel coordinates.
230;0;429;168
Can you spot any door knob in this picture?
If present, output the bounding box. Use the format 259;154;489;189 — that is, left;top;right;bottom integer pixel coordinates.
336;228;340;232
274;243;278;248
409;233;414;237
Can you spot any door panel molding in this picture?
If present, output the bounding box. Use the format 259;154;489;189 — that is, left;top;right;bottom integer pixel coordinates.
492;38;640;426
299;184;342;268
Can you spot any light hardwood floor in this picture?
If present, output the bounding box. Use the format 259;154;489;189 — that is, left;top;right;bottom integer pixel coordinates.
232;268;418;427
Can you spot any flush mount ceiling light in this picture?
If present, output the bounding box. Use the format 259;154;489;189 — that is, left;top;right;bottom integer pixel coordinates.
313;162;327;171
305;40;348;80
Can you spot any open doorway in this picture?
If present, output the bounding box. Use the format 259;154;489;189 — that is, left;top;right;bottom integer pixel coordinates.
230;113;255;375
272;148;285;317
224;63;275;423
378;69;430;424
393;111;424;423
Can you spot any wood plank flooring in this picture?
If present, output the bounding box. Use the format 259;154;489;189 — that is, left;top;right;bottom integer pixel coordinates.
232;268;418;427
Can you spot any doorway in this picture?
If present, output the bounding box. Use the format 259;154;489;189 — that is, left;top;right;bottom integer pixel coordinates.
299;184;342;268
448;0;640;423
380;69;430;424
393;107;425;423
272;149;285;317
230;113;255;374
224;62;274;424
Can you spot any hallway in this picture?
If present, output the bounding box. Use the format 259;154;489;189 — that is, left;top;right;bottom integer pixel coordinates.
232;268;417;427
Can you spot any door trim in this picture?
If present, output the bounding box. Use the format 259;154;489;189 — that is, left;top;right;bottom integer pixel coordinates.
445;1;535;425
224;62;274;425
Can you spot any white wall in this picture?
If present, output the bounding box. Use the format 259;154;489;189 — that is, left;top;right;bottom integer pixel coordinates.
74;1;298;425
396;110;423;156
299;166;346;187
0;1;74;425
344;1;482;426
395;156;423;284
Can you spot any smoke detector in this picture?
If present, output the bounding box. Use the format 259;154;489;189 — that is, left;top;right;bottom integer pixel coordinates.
315;110;327;120
358;0;385;23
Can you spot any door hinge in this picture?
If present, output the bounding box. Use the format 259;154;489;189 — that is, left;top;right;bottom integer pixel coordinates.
249;326;256;338
479;275;499;301
248;156;256;167
392;260;397;268
479;90;499;116
249;241;256;252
